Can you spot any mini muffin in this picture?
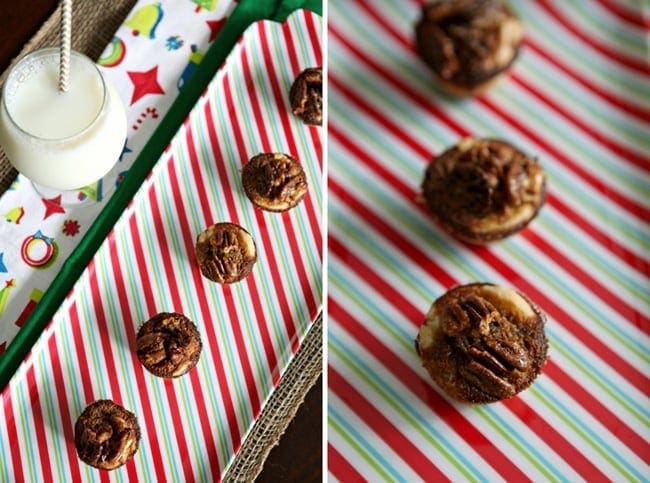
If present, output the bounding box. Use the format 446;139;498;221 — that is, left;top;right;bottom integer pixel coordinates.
421;137;546;244
136;312;202;378
242;152;308;212
415;0;524;96
289;67;322;125
74;400;141;470
195;222;257;284
415;283;547;403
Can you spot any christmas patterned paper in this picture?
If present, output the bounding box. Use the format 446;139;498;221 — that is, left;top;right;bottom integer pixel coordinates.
0;0;236;352
328;0;649;481
1;9;321;481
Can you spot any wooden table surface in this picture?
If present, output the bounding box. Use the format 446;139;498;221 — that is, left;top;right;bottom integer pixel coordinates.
0;1;322;481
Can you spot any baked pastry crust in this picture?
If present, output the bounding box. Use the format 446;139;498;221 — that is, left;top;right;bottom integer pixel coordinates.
242;152;308;212
421;137;546;244
74;400;141;470
136;312;202;378
415;0;524;96
195;222;257;284
289;67;323;125
416;283;547;403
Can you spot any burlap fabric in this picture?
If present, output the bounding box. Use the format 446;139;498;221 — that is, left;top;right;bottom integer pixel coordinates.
0;3;323;481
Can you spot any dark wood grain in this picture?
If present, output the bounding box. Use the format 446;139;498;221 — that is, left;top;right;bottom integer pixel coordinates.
0;0;58;73
0;2;322;481
257;376;323;483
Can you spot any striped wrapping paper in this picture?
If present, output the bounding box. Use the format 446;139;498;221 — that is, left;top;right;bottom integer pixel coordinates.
0;9;321;482
328;0;648;481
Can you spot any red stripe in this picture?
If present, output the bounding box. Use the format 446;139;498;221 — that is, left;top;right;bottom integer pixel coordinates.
329;169;649;395
330;66;648;328
509;73;650;171
329;26;650;222
185;114;279;384
103;236;170;482
409;0;650;122
521;229;648;328
523;39;650;123
282;14;324;256
330;368;452;482
546;194;649;276
477;95;650;222
544;359;650;463
235;47;307;351
180;123;263;417
332;72;648;277
537;0;649;75
220;72;302;355
328;300;530;482
164;156;245;451
328;444;367;482
69;302;96;404
87;265;139;482
330;119;648;330
259;22;320;320
2;391;25;483
48;335;83;482
330;261;610;480
355;0;650;173
596;0;648;29
165;159;256;461
126;212;194;481
302;10;322;66
26;368;53;483
332;232;648;468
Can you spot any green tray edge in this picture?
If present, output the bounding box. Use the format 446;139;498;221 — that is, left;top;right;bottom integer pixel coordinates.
0;0;322;390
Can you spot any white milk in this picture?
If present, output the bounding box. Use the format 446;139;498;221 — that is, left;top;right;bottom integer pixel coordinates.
0;48;126;190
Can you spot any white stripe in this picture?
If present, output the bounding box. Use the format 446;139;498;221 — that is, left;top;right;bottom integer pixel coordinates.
329;389;426;482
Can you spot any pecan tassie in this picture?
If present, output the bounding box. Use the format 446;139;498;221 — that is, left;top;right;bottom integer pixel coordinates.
195;222;257;284
421;137;546;244
242;153;308;212
415;0;524;95
136;312;202;378
289;67;322;125
74;400;140;470
416;283;547;403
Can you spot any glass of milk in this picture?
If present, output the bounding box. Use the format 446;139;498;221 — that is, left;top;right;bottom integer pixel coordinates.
0;48;126;196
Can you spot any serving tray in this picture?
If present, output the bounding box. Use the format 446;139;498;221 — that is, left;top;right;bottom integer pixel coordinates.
0;7;321;481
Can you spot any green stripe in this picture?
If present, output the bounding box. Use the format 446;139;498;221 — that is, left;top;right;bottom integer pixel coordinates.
38;350;67;483
563;0;647;56
528;386;640;482
330;96;648;310
332;10;650;207
330;342;479;481
329;274;562;481
330;147;648;402
328;414;395;481
330;50;650;246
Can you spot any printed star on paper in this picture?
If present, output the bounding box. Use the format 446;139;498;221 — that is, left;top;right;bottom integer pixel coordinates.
206;19;226;42
42;195;66;220
0;253;6;273
127;66;165;105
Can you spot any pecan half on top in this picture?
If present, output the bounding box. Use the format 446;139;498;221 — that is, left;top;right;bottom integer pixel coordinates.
415;0;523;95
416;283;547;404
136;312;202;378
289;67;322;125
421;137;546;244
242;152;308;212
74;400;141;470
195;222;257;284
